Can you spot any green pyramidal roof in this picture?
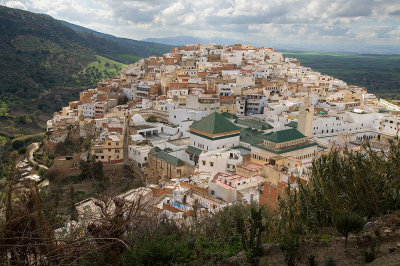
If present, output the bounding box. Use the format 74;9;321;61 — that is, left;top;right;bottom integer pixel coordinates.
285;121;298;128
190;112;241;135
220;112;238;120
263;128;305;143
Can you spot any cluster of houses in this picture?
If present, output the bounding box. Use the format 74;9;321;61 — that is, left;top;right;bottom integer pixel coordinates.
46;43;400;222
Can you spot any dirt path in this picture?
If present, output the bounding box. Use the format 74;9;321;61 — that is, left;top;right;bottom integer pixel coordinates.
28;142;48;170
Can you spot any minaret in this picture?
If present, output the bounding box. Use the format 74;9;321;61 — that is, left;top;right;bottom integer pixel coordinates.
298;89;314;137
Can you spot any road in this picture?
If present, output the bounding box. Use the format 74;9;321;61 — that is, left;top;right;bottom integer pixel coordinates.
28;142;49;170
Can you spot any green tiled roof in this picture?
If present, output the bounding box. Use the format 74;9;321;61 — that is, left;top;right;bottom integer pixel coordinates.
263;129;305;143
235;118;273;130
150;146;162;153
252;142;318;154
186;146;202;156
285;121;298;128
221;112;238;120
231;145;251;151
190;112;241;135
156;151;185;166
240;128;266;145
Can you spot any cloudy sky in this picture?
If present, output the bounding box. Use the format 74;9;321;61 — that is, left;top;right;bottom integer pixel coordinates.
2;0;400;52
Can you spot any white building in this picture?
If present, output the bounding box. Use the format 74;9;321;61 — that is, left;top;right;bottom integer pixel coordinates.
198;148;243;174
128;144;153;167
209;172;263;202
79;103;95;118
189;112;241;152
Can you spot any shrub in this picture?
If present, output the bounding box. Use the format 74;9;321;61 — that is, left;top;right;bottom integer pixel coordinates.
332;209;364;248
16;115;26;123
364;244;376;263
324;257;337;266
17;146;27;154
277;187;301;266
235;206;266;265
307;255;318;266
12;140;24;150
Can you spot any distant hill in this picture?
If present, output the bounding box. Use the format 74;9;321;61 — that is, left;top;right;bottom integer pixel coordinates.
0;5;170;138
282;51;400;98
142;35;254;46
59;20;172;61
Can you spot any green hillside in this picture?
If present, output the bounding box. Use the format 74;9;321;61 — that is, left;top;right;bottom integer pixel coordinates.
283;51;400;98
73;55;128;86
0;5;170;140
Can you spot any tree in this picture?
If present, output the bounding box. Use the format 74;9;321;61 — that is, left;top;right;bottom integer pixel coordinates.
332;209;364;248
79;155;104;180
0;101;9;116
0;180;59;264
86;193;149;266
16;115;26;123
235;206;266;265
277;186;301;266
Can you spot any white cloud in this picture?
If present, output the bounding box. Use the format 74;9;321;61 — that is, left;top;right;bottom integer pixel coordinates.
5;1;27;10
3;0;400;51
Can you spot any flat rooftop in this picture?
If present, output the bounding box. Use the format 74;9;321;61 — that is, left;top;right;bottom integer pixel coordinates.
242;163;263;171
168;137;190;146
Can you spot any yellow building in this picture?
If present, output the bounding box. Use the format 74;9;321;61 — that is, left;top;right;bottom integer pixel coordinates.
250;129;317;165
240;127;318;166
91;134;123;164
148;147;186;179
218;104;236;114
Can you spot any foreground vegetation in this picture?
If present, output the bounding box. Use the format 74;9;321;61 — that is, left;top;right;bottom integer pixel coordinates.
2;138;400;265
282;51;400;99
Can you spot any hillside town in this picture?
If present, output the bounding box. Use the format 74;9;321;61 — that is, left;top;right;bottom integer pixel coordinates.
44;43;398;223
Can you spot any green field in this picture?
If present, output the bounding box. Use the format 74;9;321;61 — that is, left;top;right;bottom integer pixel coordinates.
282;51;400;98
73;55;129;85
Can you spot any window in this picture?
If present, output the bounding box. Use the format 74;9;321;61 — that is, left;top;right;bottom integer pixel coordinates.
202;160;206;165
210;162;214;167
116;142;119;146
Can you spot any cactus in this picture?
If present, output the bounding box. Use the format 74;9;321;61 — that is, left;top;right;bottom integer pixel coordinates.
235;207;265;265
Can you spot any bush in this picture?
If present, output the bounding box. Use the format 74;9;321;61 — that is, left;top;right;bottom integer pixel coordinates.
307;255;318;266
364;244;376;263
123;228;193;265
332;209;364;248
17;146;27;154
324;257;337;266
235;206;266;265
277;188;301;266
12;140;24;150
43;167;61;182
16;115;26;123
